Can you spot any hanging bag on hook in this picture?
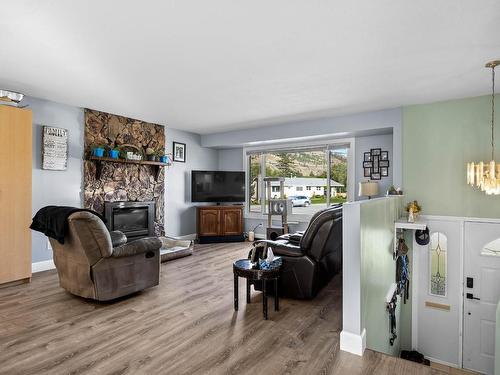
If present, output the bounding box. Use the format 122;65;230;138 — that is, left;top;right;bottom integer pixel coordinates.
397;237;408;257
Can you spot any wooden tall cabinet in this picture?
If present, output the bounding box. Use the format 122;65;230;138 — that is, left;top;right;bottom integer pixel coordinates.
0;106;32;285
197;206;244;243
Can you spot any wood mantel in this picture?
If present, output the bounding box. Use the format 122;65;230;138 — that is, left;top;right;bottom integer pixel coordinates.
88;156;171;180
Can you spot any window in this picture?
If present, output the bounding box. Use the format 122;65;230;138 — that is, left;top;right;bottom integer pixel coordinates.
246;143;351;216
429;232;447;297
249;154;262;213
330;148;348;203
482;238;500;256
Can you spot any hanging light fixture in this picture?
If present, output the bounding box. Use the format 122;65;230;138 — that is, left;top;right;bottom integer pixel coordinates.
467;60;500;195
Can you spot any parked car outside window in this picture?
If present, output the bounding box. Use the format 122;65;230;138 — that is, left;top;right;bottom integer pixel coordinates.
289;195;311;207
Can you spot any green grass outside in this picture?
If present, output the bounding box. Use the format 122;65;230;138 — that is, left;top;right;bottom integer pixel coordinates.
311;196;346;204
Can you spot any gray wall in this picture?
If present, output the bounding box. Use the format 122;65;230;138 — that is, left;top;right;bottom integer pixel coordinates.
24;96;400;260
355;134;393;200
202;107;402;188
26;96;219;262
218;148;244;171
164;128;219;237
25;96;84;263
217;134;394;233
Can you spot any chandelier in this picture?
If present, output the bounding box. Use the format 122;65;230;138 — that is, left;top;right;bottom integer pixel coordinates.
467;60;500;195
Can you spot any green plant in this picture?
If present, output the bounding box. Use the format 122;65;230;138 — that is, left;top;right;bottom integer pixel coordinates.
154;148;165;157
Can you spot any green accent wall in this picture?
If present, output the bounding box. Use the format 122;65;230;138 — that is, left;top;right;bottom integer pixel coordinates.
403;95;500;218
360;197;403;356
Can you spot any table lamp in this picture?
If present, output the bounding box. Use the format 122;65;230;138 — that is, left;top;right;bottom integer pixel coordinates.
358;180;379;199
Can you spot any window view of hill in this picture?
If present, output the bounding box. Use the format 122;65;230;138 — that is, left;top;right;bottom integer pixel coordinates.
248;149;349;213
264;150;347;191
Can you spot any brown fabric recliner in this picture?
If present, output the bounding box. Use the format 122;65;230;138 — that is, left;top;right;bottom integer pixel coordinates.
49;211;162;301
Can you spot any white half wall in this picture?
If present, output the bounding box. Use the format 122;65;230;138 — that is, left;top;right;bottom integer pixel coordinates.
341;201;364;355
341;196;403;356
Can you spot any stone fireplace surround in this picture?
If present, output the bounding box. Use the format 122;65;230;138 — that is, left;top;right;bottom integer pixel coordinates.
83;109;165;236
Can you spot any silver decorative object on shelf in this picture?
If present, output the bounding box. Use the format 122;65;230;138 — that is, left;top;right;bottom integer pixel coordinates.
42;126;68;170
126;152;142;161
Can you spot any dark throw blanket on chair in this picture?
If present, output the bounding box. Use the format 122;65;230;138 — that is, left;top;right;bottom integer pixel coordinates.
30;206;106;244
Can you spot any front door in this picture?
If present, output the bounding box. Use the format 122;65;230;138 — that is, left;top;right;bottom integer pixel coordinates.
414;219;461;366
463;221;500;374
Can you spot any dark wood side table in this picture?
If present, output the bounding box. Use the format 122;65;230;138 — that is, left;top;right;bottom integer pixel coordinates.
233;258;282;320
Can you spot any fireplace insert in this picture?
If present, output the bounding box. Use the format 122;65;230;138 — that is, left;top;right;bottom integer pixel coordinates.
104;201;155;241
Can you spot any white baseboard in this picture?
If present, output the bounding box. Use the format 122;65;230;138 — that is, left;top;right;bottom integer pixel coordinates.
425;356;459;368
340;329;366;356
32;259;55;273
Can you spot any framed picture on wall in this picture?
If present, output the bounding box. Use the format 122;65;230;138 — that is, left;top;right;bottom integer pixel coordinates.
173;141;186;162
363;148;390;180
42;126;68;170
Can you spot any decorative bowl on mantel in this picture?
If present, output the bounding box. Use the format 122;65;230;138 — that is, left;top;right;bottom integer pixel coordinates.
117;144;144;161
126;152;142;161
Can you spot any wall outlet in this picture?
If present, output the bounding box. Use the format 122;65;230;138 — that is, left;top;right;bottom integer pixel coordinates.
47;238;52;251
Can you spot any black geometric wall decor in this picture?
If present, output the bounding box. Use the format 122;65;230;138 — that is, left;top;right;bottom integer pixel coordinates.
363;148;389;180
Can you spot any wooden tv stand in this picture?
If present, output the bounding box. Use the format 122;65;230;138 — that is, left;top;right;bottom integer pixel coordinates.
197;205;245;243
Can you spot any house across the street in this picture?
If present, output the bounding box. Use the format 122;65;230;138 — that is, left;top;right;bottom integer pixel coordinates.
270;177;343;198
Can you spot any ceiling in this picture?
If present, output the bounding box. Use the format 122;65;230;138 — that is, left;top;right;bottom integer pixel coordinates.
1;1;500;134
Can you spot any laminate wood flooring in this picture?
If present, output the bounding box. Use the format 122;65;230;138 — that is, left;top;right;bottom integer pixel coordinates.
0;242;453;375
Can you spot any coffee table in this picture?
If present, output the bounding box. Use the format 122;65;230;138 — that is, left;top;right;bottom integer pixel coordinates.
233;258;282;320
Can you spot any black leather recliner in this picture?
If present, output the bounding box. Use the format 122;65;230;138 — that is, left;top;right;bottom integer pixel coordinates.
253;205;342;299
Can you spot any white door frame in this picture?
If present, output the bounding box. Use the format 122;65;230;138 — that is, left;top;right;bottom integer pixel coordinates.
411;214;500;369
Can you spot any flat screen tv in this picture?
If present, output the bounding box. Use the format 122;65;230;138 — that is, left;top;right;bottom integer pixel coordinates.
191;170;245;203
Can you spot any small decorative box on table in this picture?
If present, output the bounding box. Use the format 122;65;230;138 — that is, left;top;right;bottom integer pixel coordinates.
232;257;282;320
